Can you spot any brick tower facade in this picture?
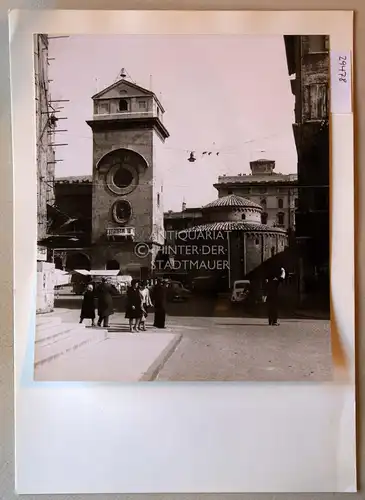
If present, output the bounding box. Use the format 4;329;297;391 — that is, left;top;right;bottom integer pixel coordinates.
86;75;169;278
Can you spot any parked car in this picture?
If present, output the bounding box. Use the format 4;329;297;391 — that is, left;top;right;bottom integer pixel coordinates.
230;280;251;304
191;275;217;295
166;281;191;302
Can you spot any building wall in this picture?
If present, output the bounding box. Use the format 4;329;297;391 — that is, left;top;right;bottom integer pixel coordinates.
94;95;153;115
203;206;262;224
91;242;151;277
34;34;56;243
152;132;167;247
284;35;330;305
91;128;154;244
34;34;56;313
55;181;92;221
216;184;297;229
163;229;287;287
37;261;55;313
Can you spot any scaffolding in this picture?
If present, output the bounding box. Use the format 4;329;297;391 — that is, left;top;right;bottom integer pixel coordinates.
34;34;69;257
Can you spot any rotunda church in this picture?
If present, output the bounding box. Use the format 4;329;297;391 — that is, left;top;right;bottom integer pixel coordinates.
166;194;288;289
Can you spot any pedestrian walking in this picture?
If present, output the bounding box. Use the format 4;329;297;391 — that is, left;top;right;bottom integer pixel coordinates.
125;279;142;332
138;281;153;331
264;273;280;326
152;279;167;328
96;277;114;328
280;266;286;284
79;283;96;327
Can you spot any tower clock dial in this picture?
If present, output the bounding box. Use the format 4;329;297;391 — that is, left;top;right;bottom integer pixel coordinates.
106;162;138;195
102;150;146;196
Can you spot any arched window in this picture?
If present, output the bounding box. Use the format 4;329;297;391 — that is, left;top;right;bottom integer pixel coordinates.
277;212;285;226
118;99;128;112
277;198;284;209
261;198;267;208
106;259;120;270
65;252;91;271
241;213;246;220
157;193;160;208
261;212;268;224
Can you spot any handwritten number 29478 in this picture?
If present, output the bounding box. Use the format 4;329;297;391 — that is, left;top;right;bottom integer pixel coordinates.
338;55;347;83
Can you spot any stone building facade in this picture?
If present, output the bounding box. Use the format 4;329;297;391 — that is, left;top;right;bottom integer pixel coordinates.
214;159;297;233
284;35;330;305
85;76;169;279
34;34;57;312
161;194;287;289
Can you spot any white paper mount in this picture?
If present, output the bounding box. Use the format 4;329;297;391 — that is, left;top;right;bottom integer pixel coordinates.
330;51;352;115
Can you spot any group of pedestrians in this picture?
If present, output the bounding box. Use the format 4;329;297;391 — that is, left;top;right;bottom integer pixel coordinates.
79;277;168;333
125;279;167;332
79;277;114;328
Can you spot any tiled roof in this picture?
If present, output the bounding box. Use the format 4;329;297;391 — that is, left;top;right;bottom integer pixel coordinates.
203;194;262;210
183;221;287;234
56;175;93;184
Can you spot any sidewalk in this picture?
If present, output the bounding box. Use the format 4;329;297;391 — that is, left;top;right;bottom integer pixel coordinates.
35;309;182;382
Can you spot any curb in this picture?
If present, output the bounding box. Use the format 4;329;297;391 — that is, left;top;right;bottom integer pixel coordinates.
140;334;183;381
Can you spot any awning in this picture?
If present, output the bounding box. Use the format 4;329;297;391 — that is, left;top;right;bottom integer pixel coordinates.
71;269;90;276
71;269;121;277
88;270;121;276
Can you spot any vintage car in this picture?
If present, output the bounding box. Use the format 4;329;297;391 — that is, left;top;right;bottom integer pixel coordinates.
165;280;191;302
230;280;251;304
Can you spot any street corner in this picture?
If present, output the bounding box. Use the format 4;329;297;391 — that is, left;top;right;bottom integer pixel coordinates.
139;332;183;381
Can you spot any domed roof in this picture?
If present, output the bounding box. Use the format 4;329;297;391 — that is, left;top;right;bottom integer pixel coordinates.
203;194;262;210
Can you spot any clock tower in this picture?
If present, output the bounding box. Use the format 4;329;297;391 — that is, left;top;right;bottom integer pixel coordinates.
86;74;169;278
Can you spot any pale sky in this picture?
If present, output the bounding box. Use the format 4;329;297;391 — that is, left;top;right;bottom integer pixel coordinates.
48;34;297;211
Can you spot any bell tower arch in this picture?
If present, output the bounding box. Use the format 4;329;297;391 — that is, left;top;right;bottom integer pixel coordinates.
86;75;169;275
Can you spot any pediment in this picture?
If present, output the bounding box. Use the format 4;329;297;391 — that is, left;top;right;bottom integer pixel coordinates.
93;79;153;100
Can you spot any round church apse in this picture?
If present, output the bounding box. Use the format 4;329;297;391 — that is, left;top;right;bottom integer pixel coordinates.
98;148;148;196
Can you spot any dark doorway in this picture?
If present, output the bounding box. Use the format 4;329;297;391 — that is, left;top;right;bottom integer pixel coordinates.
65;252;91;271
106;259;120;270
54;256;63;270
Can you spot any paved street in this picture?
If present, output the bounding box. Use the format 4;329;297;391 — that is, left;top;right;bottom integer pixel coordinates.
45;296;332;382
157;316;332;381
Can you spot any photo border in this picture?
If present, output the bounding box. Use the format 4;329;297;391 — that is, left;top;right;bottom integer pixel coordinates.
9;9;355;493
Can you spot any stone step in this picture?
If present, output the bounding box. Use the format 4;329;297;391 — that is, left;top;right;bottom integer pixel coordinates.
36;321;86;342
36;315;62;330
34;326;108;368
36;323;86;345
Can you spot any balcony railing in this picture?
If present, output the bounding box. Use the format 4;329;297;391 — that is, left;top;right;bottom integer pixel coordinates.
107;226;135;239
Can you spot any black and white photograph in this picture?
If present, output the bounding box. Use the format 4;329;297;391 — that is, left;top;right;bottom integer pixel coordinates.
35;33;331;382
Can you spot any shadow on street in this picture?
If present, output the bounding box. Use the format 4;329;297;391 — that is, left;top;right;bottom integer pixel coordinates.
54;292;329;320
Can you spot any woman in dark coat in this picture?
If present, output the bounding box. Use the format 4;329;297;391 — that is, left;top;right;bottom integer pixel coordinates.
79;283;96;327
96;278;114;328
265;273;280;326
152;279;167;329
125;279;142;332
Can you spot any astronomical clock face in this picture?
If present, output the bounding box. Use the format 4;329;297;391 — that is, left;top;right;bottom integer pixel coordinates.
103;150;146;196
